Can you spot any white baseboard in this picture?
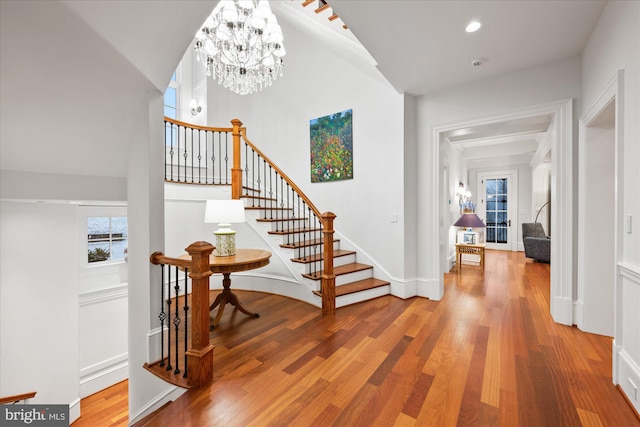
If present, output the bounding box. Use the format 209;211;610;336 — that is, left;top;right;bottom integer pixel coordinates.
390;278;417;299
69;397;81;424
617;349;640;415
80;353;128;398
416;278;443;301
552;296;574;325
128;384;186;426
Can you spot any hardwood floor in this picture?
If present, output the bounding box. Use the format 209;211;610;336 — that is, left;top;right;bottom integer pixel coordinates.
76;250;640;426
72;379;128;427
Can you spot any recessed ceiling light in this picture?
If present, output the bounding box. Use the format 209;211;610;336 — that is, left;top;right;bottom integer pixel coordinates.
466;21;481;33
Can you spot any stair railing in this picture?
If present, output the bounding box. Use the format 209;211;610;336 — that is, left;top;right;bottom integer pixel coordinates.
162;117;336;315
148;241;215;387
234;120;336;315
164;117;234;184
0;391;37;405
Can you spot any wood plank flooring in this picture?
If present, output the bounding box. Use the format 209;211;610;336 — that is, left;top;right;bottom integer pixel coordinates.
75;250;640;426
72;380;128;427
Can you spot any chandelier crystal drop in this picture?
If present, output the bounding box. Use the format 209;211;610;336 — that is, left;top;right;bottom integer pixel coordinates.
194;0;286;95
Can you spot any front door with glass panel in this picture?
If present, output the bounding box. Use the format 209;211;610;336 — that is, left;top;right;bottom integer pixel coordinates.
478;171;517;251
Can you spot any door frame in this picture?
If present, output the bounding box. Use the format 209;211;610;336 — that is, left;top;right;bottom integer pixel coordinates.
430;99;574;325
477;170;519;251
578;70;625;383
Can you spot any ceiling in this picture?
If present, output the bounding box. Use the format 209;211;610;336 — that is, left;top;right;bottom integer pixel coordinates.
328;0;606;96
443;114;553;169
294;0;606;167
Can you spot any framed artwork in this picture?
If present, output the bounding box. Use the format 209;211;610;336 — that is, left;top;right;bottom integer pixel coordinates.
310;109;353;182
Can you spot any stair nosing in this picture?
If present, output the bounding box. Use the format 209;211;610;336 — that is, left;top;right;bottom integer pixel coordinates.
312;278;390;297
302;262;373;280
291;250;356;264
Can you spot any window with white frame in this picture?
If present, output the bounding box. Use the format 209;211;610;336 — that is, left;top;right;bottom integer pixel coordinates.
164;71;178;119
85;208;128;264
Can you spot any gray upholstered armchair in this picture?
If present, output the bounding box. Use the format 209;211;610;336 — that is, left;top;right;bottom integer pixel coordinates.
522;223;550;263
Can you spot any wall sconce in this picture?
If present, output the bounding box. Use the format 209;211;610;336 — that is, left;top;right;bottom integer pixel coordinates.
455;182;473;214
190;99;202;116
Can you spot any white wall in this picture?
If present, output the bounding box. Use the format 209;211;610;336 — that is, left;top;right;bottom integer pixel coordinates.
582;0;640;414
583;0;640;267
441;140;468;271
415;55;582;283
201;3;407;284
77;206;129;398
531;163;551;234
402;95;418;293
0;201;81;421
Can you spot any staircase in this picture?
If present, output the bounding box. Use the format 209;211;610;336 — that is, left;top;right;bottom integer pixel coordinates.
240;191;390;308
164;116;391;311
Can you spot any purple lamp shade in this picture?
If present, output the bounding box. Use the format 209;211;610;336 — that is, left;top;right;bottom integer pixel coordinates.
453;213;486;228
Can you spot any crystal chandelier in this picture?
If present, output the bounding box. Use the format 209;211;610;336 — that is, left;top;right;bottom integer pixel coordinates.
194;0;286;95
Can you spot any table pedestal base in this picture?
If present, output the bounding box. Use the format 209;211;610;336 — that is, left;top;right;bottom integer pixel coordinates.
209;273;259;330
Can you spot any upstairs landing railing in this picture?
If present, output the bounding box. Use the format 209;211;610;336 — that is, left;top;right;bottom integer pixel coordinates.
0;391;37;405
163;117;337;315
148;241;215;387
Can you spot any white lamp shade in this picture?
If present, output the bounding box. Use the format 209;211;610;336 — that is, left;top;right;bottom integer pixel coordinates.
204;200;246;224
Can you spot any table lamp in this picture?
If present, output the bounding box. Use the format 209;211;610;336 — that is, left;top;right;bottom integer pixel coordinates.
204;200;246;256
454;212;486;244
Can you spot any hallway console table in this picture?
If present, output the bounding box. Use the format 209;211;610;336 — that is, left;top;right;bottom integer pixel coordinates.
455;243;486;271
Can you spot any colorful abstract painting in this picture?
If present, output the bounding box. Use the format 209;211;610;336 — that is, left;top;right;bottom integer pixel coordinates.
310;109;353;182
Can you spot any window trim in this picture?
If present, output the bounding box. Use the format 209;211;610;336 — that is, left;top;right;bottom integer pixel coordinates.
79;206;128;269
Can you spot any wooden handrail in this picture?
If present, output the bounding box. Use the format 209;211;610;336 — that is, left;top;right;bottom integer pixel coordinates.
0;391;36;404
164;116;233;133
238;126;336;315
239;128;324;222
150;252;193;268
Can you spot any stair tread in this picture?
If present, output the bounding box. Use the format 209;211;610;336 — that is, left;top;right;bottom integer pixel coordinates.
313;277;390;297
241;195;277;202
143;361;191;389
256;217;307;223
303;262;372;280
291;250;356;264
245;206;292;211
242;186;261;194
281;238;339;249
268;227;322;235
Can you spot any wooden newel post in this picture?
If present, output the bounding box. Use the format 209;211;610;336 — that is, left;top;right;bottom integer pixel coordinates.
321;212;336;315
231;118;243;200
185;241;215;387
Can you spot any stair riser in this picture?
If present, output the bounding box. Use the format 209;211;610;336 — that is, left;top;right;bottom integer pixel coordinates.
292;241;340;258
303;254;357;274
335;285;391;308
247;209;295;220
336;269;373;286
272;231;323;245
260;220;310;232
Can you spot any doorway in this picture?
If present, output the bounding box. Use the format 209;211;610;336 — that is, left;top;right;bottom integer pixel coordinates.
432;99;574;324
577;71;623;339
477;170;518;251
578;101;615;336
